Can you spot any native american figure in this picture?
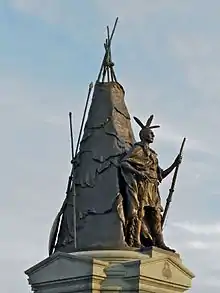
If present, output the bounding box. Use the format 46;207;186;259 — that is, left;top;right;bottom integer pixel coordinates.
119;115;182;252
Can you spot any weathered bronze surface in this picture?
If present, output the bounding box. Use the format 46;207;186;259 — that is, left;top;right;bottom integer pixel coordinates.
48;19;184;255
119;115;182;252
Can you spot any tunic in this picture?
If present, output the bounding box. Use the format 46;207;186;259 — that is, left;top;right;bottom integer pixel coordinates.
120;142;163;218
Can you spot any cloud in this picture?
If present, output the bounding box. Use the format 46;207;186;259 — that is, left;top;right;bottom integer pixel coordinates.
167;33;220;160
94;0;185;19
186;241;220;250
170;33;220;96
172;222;220;235
9;0;184;22
164;218;220;292
9;0;63;24
205;278;220;288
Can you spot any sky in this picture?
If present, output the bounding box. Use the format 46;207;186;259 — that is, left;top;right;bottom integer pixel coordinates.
1;0;220;292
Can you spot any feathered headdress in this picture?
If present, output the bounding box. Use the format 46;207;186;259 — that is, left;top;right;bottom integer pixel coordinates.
133;114;160;130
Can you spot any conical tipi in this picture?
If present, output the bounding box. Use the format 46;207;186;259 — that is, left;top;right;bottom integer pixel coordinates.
49;18;135;254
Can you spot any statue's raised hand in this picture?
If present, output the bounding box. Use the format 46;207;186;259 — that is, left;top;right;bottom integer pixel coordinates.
173;154;182;167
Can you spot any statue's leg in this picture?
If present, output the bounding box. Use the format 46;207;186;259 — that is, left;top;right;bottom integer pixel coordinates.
140;207;154;247
124;186;143;248
126;211;143;248
150;208;175;252
127;214;142;248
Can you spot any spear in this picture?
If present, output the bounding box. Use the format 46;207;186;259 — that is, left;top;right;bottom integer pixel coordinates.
48;115;76;255
66;82;94;249
161;137;186;228
75;82;93;155
68;112;77;248
48;83;93;255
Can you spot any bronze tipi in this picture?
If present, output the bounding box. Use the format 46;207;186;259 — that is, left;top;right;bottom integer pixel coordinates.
49;18;135;254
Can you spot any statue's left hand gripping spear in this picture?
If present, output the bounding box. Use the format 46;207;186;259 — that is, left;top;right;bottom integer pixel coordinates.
48;83;93;256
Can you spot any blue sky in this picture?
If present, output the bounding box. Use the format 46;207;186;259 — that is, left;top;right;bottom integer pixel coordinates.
1;1;220;292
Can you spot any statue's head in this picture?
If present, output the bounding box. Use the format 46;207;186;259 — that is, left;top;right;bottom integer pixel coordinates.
139;128;155;143
133;115;160;144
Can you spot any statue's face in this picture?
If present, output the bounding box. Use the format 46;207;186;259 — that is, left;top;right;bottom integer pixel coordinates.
140;128;155;143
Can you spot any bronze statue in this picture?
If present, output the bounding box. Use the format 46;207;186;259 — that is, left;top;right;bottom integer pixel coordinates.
120;115;182;252
48;18;185;255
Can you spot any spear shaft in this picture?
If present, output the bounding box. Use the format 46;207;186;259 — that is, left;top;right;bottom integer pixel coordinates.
68;112;77;248
161;137;186;228
75;82;93;156
68;83;94;249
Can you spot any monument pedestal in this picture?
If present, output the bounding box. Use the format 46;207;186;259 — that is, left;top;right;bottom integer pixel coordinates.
25;247;194;292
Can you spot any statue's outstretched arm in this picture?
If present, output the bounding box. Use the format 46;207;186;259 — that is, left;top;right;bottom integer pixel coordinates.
161;164;175;179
